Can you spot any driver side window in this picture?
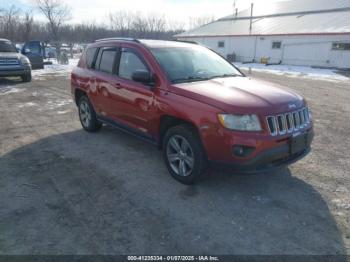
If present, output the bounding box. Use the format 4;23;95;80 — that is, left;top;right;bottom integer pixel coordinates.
118;48;148;80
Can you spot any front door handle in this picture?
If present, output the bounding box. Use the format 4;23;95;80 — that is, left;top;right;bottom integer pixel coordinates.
114;83;122;89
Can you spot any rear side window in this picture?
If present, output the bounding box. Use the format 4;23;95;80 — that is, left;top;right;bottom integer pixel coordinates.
98;49;117;74
118;48;148;80
86;47;97;69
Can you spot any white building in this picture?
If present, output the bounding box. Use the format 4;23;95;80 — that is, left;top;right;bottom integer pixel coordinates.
175;0;350;69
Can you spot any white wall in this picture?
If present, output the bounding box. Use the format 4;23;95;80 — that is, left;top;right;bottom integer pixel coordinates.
180;34;350;68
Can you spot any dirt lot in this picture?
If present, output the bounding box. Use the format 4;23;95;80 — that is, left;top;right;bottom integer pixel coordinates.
0;70;349;255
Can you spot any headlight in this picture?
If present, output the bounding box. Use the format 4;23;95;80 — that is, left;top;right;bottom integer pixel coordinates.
218;114;262;131
20;56;30;65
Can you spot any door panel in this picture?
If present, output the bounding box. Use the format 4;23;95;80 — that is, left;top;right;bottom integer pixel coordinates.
90;47;118;117
111;78;154;134
108;47;156;136
90;71;115;117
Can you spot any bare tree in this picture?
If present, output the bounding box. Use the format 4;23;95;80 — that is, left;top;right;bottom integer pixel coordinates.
1;5;21;41
36;0;71;56
166;19;185;33
109;11;133;36
146;14;166;38
21;11;34;42
0;3;186;44
109;11;184;39
61;25;77;58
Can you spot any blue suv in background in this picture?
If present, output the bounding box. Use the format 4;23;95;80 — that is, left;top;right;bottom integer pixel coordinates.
21;40;45;70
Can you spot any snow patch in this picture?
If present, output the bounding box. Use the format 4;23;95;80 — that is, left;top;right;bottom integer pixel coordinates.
332;199;350;210
31;58;79;79
0;87;25;95
42;98;73;110
57;110;70;115
235;63;350;82
18;102;38;108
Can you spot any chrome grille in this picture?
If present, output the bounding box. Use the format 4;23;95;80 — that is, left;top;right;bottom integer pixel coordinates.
285;113;294;132
267;116;278;136
266;107;311;136
276;114;287;135
0;58;20;66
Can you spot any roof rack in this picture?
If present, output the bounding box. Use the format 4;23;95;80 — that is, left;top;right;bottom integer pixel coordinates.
95;37;140;43
172;39;198;45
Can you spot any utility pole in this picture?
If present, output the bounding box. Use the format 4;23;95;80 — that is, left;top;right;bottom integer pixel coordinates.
249;2;254;34
233;0;238;19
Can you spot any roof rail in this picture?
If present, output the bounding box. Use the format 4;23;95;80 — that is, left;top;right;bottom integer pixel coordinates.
95;37;140;43
172;39;198;45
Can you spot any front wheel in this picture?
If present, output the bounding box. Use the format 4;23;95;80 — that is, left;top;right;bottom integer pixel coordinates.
21;72;32;82
78;96;102;132
163;125;208;184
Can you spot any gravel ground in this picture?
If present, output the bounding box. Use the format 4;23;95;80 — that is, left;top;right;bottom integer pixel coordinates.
0;71;349;255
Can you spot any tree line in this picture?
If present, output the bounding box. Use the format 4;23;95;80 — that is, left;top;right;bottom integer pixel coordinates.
0;0;214;46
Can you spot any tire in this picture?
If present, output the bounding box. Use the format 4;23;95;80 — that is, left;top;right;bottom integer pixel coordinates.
78;96;102;132
163;125;208;184
21;72;32;82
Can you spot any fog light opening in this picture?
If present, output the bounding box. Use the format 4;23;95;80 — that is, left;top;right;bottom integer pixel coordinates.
232;145;256;157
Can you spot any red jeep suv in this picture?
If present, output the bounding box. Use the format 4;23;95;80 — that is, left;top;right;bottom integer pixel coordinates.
71;38;314;184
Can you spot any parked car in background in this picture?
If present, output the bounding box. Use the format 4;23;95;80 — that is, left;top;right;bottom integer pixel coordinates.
0;38;32;82
45;46;57;59
21;40;45;69
71;38;314;184
15;43;23;53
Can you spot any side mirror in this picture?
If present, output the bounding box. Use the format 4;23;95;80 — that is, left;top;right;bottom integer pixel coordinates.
24;48;31;54
132;70;154;85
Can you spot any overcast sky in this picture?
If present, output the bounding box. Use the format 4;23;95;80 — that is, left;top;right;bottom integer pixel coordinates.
2;0;287;27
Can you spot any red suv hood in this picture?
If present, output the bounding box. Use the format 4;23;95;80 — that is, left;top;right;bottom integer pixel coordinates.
171;76;305;114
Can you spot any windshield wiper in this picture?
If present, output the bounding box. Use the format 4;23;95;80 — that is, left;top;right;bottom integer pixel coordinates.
208;74;239;80
171;76;210;84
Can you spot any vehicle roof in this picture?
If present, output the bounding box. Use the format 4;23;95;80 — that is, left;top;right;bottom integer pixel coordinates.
0;38;11;42
139;39;197;48
93;38;198;48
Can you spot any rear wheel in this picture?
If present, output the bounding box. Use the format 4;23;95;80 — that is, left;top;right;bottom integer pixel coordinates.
21;72;32;82
163;125;208;184
78;96;102;132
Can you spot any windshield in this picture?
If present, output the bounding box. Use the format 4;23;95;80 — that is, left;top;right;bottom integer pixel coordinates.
0;41;17;53
150;46;242;83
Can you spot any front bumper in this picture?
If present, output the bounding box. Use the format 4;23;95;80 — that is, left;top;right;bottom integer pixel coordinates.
210;142;312;174
203;125;314;173
0;65;31;77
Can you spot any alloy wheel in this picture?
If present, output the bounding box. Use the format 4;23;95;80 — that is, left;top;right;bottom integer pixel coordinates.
79;100;91;128
166;135;195;177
